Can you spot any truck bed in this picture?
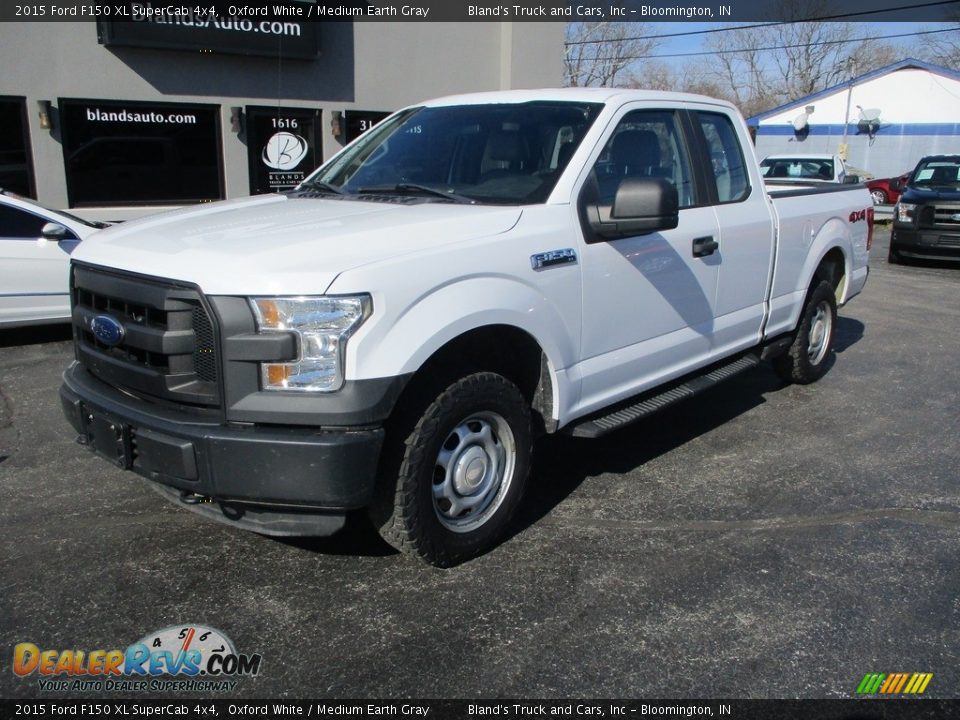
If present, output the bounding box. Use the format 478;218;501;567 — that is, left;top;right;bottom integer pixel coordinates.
765;181;872;340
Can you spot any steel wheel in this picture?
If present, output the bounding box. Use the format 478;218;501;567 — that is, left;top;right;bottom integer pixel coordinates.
432;411;516;533
772;280;837;385
370;372;532;566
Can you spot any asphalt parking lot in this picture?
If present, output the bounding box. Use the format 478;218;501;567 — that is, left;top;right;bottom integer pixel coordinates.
1;227;958;700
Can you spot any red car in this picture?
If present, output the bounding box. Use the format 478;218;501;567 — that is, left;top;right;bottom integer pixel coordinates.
866;172;910;206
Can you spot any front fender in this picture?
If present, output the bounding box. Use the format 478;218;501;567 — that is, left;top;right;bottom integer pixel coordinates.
342;274;580;412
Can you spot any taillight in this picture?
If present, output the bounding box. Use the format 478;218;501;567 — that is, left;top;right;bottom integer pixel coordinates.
866;207;874;251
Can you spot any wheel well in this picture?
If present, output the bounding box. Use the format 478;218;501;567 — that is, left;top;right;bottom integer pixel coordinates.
398;325;553;433
815;248;846;301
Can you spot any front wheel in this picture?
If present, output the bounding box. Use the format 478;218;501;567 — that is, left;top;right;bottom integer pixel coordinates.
870;188;887;205
370;372;532;567
773;280;837;384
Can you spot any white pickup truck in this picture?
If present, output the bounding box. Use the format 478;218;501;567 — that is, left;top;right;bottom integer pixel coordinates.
60;89;872;566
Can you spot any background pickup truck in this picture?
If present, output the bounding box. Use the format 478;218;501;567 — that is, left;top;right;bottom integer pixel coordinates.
60;89;872;566
889;154;960;263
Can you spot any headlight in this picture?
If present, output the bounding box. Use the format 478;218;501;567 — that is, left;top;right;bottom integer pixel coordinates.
895;202;916;223
250;295;371;392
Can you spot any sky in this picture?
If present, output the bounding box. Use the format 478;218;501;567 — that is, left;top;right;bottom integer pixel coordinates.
641;21;952;73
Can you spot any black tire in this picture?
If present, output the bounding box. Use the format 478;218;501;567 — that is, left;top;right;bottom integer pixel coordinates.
370;372;532;567
773;280;837;385
870;188;887;206
888;246;902;264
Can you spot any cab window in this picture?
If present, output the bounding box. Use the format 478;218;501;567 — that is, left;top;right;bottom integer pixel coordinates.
697;112;749;203
589;110;695;208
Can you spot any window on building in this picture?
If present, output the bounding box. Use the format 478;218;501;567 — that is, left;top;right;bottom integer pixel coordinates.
59;99;224;206
0;98;35;198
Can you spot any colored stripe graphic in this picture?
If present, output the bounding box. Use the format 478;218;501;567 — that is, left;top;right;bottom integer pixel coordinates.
856;673;885;694
857;672;932;694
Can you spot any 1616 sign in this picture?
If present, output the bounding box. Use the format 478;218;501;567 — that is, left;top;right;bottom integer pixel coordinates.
246;107;320;195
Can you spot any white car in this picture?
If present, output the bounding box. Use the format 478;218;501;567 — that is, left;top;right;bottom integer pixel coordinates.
760;153;859;184
0;189;108;327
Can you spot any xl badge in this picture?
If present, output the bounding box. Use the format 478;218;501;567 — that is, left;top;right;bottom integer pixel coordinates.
90;315;125;347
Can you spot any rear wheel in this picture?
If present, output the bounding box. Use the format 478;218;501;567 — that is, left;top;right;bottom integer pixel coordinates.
773;280;837;385
870;188;887;205
370;372;532;567
888;246;903;264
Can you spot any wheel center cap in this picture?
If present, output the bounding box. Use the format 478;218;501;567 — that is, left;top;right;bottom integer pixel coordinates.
454;447;489;495
811;321;824;346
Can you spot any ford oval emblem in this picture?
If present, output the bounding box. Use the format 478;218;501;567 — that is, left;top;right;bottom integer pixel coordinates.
90;315;125;347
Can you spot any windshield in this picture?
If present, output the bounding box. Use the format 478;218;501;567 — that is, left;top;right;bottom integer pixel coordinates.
760;158;834;181
306;101;603;205
910;159;960;189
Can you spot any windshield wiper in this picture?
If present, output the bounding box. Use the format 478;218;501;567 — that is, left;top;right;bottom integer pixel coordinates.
299;179;345;195
357;183;477;205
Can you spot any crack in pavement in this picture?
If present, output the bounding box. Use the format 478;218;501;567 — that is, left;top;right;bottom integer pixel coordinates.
538;507;960;532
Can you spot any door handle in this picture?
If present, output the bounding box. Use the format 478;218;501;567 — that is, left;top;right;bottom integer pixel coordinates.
692;236;719;257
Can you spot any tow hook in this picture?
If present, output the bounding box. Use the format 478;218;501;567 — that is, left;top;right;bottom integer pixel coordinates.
179;491;213;505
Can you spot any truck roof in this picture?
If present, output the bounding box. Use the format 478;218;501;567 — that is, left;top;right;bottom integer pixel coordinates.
762;153;840;160
417;87;739;111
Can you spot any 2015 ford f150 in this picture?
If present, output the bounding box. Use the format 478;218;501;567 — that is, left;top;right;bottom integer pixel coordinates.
60;89;872;566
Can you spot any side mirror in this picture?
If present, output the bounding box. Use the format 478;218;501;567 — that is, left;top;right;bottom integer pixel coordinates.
842;175;860;184
586;177;679;240
41;222;69;240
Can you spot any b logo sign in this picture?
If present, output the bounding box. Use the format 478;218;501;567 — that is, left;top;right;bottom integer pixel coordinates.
262;132;308;171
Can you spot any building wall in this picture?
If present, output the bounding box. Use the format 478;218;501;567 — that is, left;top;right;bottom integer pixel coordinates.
754;130;960;179
0;21;564;216
752;66;960;178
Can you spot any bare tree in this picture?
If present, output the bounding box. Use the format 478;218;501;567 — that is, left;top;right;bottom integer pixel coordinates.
922;28;960;69
624;60;676;91
700;0;907;116
564;22;661;87
916;8;960;70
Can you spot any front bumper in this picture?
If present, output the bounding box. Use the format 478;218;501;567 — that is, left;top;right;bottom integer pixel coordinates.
60;362;385;536
891;227;960;260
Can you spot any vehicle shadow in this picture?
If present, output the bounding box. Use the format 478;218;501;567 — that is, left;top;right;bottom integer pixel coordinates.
283;347;866;563
0;323;72;348
508;364;787;543
278;513;398;558
281;368;787;562
834;316;865;353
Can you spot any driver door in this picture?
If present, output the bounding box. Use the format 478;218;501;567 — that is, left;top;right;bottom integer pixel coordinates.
574;107;721;416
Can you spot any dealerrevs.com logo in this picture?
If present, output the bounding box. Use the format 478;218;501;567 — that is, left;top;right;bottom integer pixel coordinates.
13;625;262;693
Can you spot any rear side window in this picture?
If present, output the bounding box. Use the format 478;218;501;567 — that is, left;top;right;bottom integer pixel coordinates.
697;112;749;203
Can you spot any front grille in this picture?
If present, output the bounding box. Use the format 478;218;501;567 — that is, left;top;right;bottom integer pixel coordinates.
932;205;960;228
918;203;960;230
72;264;220;407
191;305;218;382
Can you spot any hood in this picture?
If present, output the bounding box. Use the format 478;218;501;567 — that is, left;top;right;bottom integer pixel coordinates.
900;186;960;203
71;194;522;295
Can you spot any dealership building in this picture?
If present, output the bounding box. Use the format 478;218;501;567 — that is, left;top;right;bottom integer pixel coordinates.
0;17;563;219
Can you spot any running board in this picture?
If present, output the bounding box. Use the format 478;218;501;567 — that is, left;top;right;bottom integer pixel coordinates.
566;354;761;439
